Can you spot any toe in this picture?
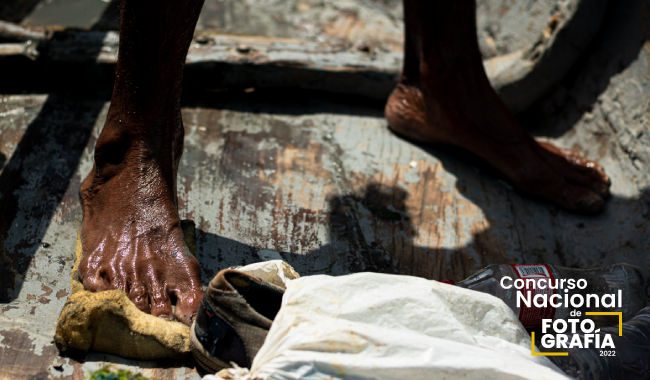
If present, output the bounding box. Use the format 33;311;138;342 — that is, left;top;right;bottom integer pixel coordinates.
82;273;108;292
147;277;174;320
172;286;204;326
562;154;611;198
104;266;128;293
128;283;150;313
79;255;108;291
546;181;605;215
149;289;174;320
537;141;611;199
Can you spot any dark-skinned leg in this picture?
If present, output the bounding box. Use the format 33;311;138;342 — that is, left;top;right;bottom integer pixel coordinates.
78;0;205;325
386;0;611;214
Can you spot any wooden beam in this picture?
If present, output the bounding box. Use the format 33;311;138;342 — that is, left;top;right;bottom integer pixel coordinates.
0;26;401;99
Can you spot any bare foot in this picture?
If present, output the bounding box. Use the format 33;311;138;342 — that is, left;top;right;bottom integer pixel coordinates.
74;0;206;325
78;121;203;325
385;81;611;214
389;0;611;214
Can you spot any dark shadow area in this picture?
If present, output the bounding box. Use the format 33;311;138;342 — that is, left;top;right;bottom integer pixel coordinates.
0;93;103;302
518;0;649;138
0;30;117;94
0;0;42;23
0;72;387;117
181;88;386;118
194;232;262;285
91;0;120;31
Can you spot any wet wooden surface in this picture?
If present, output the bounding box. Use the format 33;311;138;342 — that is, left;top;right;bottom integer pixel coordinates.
1;0;649;379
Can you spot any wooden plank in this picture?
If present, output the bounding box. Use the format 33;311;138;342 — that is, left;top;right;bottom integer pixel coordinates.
0;20;45;42
0;26;401;100
0;328;83;380
0;328;199;380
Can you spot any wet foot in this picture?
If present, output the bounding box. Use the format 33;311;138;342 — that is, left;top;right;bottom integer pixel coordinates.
385;80;611;214
78;122;203;325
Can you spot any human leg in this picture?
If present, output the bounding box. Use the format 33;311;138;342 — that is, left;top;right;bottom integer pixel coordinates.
78;0;205;325
386;0;610;214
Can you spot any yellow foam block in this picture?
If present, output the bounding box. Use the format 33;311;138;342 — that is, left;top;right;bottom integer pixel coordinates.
54;221;197;360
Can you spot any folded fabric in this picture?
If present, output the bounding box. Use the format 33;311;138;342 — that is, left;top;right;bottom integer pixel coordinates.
214;271;570;380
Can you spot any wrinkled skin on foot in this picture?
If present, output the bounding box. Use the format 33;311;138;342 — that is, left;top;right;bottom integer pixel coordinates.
385;82;611;214
78;126;203;326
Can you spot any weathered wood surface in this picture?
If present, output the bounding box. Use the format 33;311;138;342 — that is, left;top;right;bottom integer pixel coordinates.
0;23;401;100
0;20;44;41
1;0;649;379
3;0;611;111
0;0;609;111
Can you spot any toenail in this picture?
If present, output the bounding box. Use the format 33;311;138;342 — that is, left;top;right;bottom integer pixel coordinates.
158;314;174;321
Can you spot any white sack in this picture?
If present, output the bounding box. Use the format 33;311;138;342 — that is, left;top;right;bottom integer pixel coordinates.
215;271;569;380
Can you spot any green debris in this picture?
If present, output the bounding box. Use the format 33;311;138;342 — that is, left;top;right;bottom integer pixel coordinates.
88;366;151;380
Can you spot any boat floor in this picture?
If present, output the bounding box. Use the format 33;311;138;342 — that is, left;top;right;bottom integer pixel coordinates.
1;0;649;378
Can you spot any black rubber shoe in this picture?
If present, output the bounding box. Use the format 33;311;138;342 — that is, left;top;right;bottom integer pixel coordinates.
190;269;284;373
